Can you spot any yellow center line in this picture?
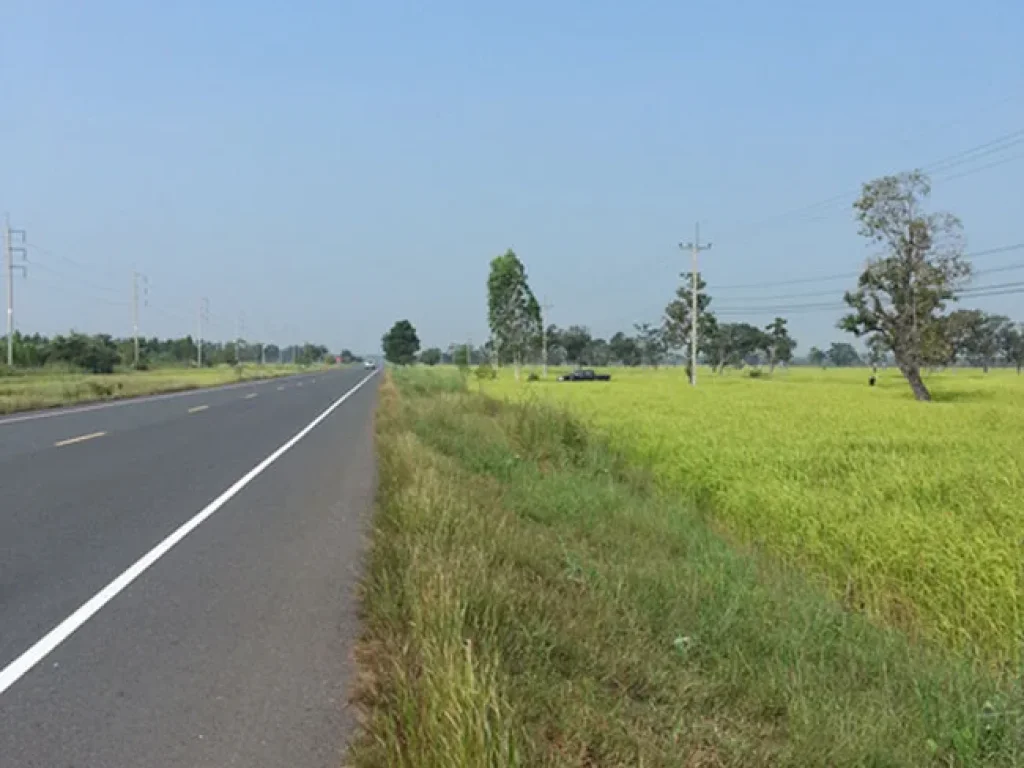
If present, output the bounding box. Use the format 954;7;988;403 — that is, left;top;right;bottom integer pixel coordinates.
187;405;209;414
54;431;107;448
244;393;258;400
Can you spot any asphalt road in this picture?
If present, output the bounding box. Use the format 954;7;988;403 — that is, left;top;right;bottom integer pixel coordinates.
0;366;379;767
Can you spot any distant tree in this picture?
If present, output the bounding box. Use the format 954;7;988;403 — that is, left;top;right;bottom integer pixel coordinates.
999;323;1024;374
584;338;610;366
944;310;1010;372
419;347;442;366
807;346;827;368
49;332;120;374
664;272;715;383
866;334;888;372
487;249;542;380
827;342;861;367
762;317;796;373
542;325;567;366
382;320;421;365
608;331;642;366
705;322;762;373
452;343;476;368
633;322;667;367
296;343;329;365
561;325;593;366
839;171;970;401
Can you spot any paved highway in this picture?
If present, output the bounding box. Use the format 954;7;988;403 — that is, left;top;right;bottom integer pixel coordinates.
0;366;378;767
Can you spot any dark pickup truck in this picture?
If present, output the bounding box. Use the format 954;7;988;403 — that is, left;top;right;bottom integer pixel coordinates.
557;369;611;382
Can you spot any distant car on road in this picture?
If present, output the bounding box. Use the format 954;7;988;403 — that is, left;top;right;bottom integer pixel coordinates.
364;359;376;369
557;369;610;382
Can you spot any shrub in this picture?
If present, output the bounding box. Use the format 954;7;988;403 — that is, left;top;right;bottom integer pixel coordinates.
474;363;498;381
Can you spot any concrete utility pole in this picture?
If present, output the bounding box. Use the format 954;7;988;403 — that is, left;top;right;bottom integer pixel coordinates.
236;313;245;364
679;223;712;386
131;270;148;368
4;217;27;367
197;298;209;367
541;297;553;378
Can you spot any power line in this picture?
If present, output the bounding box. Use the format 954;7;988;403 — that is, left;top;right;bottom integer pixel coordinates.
714;262;1024;305
713;282;1024;316
23;242;122;283
933;150;1024;184
718;127;1024;243
710;243;1024;294
960;280;1024;295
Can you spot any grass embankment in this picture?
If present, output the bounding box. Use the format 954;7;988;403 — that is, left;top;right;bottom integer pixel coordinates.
486;367;1024;667
0;364;318;414
352;368;1021;767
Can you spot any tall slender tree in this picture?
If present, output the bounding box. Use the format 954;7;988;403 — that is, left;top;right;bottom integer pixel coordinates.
487;249;542;380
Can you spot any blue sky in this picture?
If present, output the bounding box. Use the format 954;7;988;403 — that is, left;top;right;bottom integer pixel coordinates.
2;0;1022;354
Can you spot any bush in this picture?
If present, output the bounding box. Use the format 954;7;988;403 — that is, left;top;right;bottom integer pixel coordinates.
748;369;765;379
474;363;498;381
48;333;119;374
527;372;540;382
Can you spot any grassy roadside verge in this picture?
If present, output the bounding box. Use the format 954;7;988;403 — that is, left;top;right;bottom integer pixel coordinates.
0;364;325;415
351;368;1021;767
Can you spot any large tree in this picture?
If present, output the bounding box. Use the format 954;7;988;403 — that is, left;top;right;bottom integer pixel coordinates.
487;249;542;379
664;272;715;383
761;317;796;373
839;171;970;401
382;319;420;365
807;346;827;368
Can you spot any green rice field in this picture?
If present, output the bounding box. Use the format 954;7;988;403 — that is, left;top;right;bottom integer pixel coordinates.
487;366;1024;667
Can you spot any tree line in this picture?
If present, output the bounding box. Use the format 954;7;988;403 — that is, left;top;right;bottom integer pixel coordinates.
4;331;335;374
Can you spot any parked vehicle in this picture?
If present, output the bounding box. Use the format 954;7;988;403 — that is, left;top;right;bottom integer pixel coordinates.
557;369;610;382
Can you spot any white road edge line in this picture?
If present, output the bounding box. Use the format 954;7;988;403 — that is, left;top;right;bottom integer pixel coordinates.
54;431;107;447
187;404;209;414
0;368;378;698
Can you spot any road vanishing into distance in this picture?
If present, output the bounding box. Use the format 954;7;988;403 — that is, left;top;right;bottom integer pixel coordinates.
0;366;379;767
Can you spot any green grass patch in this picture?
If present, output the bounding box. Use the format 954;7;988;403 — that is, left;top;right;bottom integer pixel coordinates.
351;368;1023;767
0;363;324;414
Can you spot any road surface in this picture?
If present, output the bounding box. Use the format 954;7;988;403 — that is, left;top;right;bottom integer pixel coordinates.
0;366;378;767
